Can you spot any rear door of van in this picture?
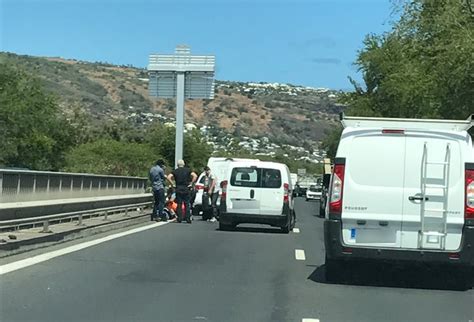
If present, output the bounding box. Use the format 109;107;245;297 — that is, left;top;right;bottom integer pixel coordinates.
401;131;465;251
208;160;228;191
260;167;285;215
227;166;261;215
211;161;230;206
341;129;404;248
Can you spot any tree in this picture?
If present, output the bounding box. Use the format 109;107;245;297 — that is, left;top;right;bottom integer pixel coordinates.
0;64;76;170
321;126;342;159
324;0;474;159
344;0;473;120
145;123;212;171
64;139;157;177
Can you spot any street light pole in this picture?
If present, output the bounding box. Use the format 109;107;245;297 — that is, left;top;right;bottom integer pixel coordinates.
175;72;185;167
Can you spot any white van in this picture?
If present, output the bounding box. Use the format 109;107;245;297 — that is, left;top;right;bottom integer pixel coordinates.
192;157;259;218
324;114;474;279
219;160;296;233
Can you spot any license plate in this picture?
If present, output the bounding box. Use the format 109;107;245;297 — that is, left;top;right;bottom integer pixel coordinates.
427;235;440;244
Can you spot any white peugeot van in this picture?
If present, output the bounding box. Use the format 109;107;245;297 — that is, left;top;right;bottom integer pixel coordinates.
324;114;474;279
219;160;296;233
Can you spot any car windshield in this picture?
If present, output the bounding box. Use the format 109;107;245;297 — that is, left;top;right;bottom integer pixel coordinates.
309;185;321;192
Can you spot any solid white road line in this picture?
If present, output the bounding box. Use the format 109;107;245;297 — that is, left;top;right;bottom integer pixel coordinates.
0;221;170;276
295;249;306;261
302;319;320;322
293;228;300;233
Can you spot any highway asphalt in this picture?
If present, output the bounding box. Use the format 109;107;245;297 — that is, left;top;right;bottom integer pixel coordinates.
1;198;473;322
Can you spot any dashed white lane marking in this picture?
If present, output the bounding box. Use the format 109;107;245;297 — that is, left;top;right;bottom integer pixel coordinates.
293;228;300;233
295;249;306;261
302;319;320;322
0;221;170;275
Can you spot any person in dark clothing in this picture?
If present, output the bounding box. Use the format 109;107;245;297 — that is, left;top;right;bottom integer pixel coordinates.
149;159;166;221
167;159;197;223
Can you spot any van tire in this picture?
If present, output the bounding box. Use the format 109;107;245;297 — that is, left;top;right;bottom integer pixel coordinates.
325;257;346;283
219;223;233;231
453;267;473;290
290;211;296;230
281;215;292;234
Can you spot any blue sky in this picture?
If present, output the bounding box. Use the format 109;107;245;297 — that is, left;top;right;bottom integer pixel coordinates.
0;0;395;90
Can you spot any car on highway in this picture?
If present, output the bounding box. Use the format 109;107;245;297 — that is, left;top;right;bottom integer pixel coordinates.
219;160;296;233
324;114;474;282
306;184;322;201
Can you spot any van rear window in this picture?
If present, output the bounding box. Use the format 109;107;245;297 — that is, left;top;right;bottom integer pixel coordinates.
230;167;282;189
231;168;259;187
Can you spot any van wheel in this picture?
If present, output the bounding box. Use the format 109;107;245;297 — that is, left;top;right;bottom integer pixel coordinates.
325;256;346;283
290;212;296;230
219;223;233;231
453;267;473;290
281;216;291;234
192;207;200;218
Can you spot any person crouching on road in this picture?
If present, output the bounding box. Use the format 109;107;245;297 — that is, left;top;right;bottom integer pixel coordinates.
163;198;177;220
167;160;197;223
149;159;166;222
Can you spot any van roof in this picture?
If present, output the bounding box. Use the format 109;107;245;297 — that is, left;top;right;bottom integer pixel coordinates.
208;157;260;163
341;114;474;132
230;160;288;169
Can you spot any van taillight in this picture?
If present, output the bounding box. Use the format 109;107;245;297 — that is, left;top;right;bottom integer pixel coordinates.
329;163;345;216
465;167;474;219
221;180;228;201
283;183;289;203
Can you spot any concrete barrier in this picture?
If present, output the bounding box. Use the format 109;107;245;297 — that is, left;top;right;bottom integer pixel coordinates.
0;194;153;221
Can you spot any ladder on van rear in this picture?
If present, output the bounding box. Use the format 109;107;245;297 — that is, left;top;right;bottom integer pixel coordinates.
418;142;451;250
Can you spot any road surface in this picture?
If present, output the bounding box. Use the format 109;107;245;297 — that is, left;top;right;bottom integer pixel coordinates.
1;199;473;321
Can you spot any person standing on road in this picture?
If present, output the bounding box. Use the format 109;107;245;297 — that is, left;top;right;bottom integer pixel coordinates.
167;160;197;223
201;166;218;222
294;183;301;197
149;159;166;221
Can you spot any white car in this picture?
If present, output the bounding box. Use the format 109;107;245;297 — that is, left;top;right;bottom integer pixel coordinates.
219;160;296;233
324;114;474;282
306;184;322;201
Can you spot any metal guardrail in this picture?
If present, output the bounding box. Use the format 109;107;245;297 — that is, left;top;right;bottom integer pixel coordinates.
0;202;152;233
0;169;148;203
